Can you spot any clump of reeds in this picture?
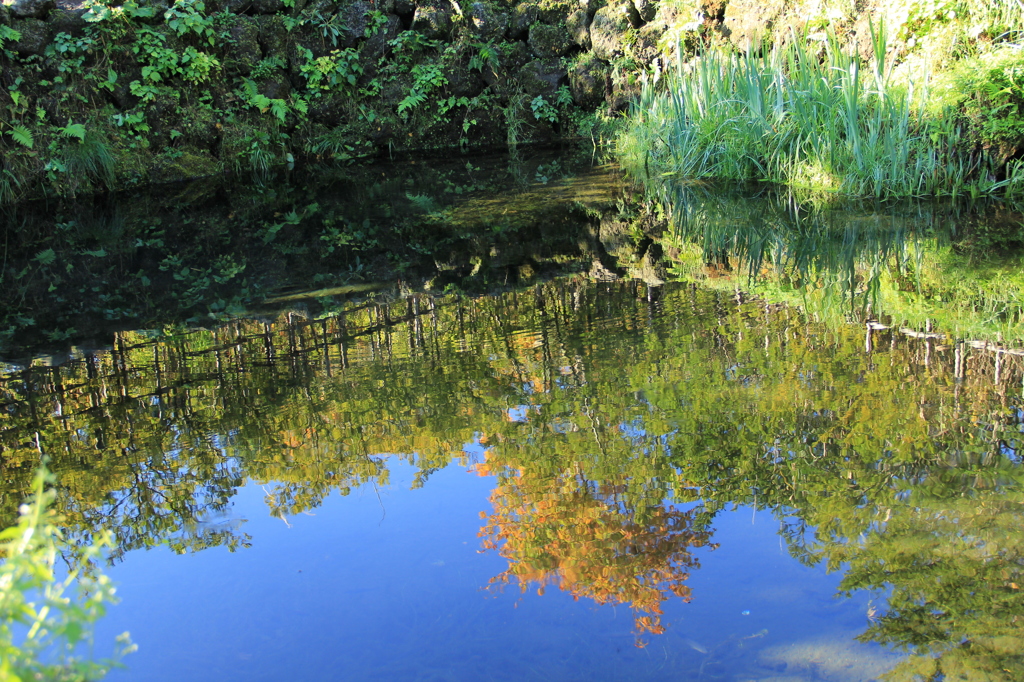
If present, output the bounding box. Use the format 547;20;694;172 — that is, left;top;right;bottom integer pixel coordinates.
618;24;1022;199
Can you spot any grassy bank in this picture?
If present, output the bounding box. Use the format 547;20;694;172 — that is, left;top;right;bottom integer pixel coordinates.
617;4;1024;199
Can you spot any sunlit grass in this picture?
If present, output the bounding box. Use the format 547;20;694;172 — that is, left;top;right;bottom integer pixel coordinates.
618;25;1023;200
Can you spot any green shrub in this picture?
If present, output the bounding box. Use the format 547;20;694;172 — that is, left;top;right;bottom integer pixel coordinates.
0;465;133;681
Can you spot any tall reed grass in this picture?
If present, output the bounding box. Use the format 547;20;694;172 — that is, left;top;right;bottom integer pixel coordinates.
618;26;1023;199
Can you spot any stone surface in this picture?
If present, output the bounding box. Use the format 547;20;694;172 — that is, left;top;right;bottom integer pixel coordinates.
256;14;289;56
46;6;88;35
447;62;487;97
11;17;51;55
412;0;455;40
589;1;637;60
224;15;262;77
251;0;285;14
568;54;608;107
4;0;53;20
308;91;348;126
633;0;656;23
222;0;253;13
722;0;785;51
508;2;537;39
338;0;372;47
566;8;590;47
517;57;567;98
261;75;291;100
527;23;573;58
0;3;10;25
361;12;402;63
467;1;507;41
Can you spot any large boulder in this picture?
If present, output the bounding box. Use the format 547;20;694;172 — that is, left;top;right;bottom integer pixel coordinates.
566;8;590;47
527;23;573;58
47;7;89;36
467;1;507;41
412;0;455;40
251;0;285;14
308;91;349;126
722;0;785;51
589;1;638;60
4;0;54;19
516;58;567;99
508;2;538;39
11;17;51;56
361;12;402;63
256;14;289;57
568;54;608;107
337;0;372;47
633;0;657;23
223;15;262;77
485;39;530;87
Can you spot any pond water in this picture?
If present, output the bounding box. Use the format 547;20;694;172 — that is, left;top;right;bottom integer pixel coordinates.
2;154;1024;681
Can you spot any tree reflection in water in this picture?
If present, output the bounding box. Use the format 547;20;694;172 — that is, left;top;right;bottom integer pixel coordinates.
1;278;1023;677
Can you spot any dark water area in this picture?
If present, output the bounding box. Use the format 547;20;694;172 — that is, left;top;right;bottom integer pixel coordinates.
2;155;1024;681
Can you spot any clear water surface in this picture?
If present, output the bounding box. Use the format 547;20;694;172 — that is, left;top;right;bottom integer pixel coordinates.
1;156;1022;681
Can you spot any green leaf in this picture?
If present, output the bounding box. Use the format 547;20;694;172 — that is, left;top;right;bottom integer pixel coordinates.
82;248;107;257
60;122;87;141
269;99;289;122
34;248;56;265
8;125;33;149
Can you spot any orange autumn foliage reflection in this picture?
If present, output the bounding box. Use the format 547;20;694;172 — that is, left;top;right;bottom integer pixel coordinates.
479;463;715;644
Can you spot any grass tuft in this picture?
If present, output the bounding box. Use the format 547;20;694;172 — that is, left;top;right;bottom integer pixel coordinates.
618;24;1024;200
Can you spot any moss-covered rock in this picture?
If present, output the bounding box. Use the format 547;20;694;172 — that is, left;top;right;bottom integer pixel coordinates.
566;8;590;47
568;53;608;107
412;0;455;40
509;2;539;39
256;14;289;57
517;57;567;98
5;0;53;20
338;0;373;47
182;108;221;152
468;1;508;41
251;0;286;15
224;15;262;78
46;7;88;36
361;12;402;65
148;149;220;184
633;0;657;23
589;1;637;60
0;4;10;25
11;17;51;56
259;74;291;100
528;22;573;57
722;0;785;51
309;91;351;126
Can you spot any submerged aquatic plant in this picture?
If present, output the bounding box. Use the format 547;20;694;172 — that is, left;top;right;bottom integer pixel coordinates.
619;25;1023;199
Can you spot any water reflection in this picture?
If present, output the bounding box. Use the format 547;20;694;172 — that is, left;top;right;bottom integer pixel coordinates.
2;279;1024;677
655;180;1024;341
